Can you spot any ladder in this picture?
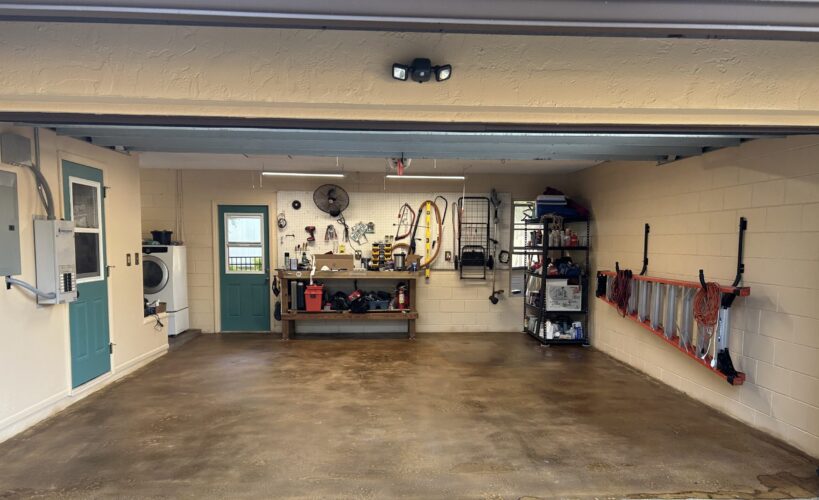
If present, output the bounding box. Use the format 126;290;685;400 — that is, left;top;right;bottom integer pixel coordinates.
599;271;749;385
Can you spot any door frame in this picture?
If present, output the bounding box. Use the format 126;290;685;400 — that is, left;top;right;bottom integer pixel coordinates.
211;200;276;333
60;154;113;390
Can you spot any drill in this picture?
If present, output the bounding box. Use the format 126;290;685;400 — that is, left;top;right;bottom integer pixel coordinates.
305;226;316;242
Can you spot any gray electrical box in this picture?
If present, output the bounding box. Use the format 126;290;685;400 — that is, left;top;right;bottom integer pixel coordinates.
0;170;21;276
0;133;32;166
34;219;78;305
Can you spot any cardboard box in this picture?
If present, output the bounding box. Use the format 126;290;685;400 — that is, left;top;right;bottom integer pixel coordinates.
545;280;583;311
313;253;355;270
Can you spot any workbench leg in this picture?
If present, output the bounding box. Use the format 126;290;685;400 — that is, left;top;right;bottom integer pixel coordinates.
408;319;416;340
282;320;292;341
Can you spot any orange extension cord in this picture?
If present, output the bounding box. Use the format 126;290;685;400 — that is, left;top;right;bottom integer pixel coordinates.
694;281;721;332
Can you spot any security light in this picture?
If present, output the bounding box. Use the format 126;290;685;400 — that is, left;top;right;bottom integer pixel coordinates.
392;63;408;81
392;58;452;83
435;64;452;82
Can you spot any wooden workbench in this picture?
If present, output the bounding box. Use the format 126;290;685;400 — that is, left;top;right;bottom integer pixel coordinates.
277;270;419;340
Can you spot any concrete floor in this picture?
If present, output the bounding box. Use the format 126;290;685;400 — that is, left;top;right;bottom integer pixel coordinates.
0;332;816;499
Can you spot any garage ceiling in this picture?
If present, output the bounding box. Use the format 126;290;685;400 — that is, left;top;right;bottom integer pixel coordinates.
48;125;763;164
1;0;818;40
137;153;600;175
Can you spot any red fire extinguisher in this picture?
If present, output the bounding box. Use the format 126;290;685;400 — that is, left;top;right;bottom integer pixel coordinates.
397;285;408;310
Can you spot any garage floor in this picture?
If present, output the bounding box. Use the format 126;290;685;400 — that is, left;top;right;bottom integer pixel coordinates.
0;333;816;499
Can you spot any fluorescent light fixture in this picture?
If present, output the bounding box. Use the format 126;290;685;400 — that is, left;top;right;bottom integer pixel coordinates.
386;174;465;180
262;172;344;178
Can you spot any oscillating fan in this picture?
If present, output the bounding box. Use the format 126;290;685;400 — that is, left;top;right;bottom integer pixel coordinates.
313;184;350;217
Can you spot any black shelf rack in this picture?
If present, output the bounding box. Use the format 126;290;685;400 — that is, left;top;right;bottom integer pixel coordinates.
519;213;591;346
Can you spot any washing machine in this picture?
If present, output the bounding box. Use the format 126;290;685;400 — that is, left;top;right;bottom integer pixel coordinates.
143;245;189;336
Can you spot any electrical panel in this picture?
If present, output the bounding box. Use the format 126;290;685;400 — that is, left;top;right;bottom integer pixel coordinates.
0;170;21;276
34;219;78;305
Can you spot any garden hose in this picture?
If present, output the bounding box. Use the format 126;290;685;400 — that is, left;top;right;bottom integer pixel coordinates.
406;199;444;269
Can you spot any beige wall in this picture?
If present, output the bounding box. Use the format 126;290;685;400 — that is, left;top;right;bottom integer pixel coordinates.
573;135;819;458
0;126;168;443
1;22;819;126
140;167;573;333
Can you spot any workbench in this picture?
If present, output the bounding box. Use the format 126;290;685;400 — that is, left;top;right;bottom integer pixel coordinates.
277;270;419;340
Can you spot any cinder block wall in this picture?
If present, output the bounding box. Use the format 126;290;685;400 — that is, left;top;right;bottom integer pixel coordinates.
574;135;819;458
140;166;573;333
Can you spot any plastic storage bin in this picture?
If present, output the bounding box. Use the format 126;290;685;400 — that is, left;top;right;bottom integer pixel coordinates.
305;285;324;312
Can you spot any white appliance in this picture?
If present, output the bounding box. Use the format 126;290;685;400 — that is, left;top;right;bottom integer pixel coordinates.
143;245;189;336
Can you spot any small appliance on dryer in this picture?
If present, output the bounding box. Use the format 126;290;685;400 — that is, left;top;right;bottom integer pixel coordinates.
143;245;189;336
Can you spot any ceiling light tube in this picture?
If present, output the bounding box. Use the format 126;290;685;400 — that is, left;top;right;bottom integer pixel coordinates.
262;172;345;178
386;175;465;180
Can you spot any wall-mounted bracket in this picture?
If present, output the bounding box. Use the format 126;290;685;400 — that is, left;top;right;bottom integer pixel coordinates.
640;223;650;275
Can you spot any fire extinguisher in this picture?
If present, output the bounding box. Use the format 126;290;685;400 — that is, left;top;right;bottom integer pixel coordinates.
397;284;408;311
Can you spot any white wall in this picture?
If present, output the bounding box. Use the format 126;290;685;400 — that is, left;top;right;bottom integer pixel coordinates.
0;125;168;443
574;135;819;459
141;167;574;333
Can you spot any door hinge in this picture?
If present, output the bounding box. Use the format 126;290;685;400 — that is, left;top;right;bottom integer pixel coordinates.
103;186;110;198
109;342;115;354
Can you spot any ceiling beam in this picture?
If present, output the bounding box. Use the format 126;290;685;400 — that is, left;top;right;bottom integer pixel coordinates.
1;1;818;41
8;112;818;136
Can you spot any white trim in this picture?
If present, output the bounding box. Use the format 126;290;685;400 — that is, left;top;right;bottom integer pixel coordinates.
67;175;105;284
223;211;266;275
68;371;114;397
0;390;68;443
0;345;168;445
113;344;169;375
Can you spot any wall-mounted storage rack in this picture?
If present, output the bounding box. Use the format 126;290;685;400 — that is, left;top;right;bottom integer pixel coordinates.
596;270;750;385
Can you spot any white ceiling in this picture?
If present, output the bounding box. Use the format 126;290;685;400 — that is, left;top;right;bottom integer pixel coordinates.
137;152;600;175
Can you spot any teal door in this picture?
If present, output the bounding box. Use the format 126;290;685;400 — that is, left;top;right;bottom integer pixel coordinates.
219;205;271;331
63;161;111;388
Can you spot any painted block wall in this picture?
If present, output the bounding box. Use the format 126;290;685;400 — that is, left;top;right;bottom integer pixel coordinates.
0;125;169;444
1;22;819;126
140;166;573;333
573;135;819;459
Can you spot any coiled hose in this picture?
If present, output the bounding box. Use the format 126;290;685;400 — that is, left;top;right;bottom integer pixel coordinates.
393;200;444;269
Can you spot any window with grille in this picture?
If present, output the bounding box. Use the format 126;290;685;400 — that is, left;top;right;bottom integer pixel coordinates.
224;214;265;273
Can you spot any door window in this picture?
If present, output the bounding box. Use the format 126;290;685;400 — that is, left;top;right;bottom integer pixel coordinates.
70;177;104;282
225;214;265;273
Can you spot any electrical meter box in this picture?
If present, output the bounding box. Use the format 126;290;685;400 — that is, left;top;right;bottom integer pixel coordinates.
34;219;78;305
0;170;22;276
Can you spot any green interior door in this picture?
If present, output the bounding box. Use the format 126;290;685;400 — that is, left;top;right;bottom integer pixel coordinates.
219;205;271;331
63;161;111;388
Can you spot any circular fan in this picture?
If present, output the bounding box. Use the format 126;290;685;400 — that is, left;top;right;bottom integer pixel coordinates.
313;184;350;217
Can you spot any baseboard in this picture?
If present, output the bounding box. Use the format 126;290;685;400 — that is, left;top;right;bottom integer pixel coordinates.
0;344;169;445
113;344;168;376
0;390;68;444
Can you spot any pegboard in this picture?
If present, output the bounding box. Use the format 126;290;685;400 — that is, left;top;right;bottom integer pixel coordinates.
276;190;511;271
